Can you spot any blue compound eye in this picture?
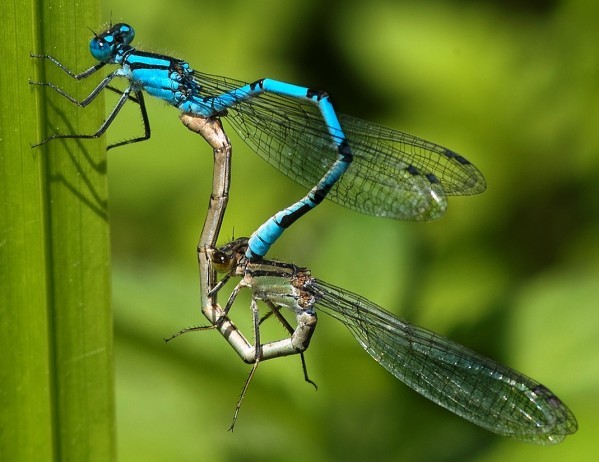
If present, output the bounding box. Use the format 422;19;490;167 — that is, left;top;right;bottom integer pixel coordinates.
113;23;135;46
89;23;135;62
90;34;115;61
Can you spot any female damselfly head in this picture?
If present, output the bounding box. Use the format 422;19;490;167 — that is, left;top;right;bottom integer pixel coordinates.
89;23;135;62
207;238;250;273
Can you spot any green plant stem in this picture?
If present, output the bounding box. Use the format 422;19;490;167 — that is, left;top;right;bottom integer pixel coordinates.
0;1;115;461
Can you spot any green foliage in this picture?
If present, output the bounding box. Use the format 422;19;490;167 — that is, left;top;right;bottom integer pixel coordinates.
0;1;114;461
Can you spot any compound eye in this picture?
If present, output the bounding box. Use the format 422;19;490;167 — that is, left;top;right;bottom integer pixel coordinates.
89;36;114;62
210;250;235;272
114;23;135;45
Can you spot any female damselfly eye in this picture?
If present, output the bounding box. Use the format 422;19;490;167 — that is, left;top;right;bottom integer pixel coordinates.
210;249;235;273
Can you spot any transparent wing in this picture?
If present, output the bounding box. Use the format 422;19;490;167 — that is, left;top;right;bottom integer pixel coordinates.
308;279;577;444
193;71;486;221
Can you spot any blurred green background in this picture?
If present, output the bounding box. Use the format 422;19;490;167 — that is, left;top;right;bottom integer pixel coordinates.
97;0;596;460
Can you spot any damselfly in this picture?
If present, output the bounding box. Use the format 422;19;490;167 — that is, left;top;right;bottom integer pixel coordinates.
202;237;577;443
31;22;485;260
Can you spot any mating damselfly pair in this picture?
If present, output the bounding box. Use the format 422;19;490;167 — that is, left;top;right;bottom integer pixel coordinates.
31;22;576;443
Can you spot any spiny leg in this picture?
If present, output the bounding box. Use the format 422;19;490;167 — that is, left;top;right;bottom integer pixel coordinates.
262;300;317;390
164;324;217;342
229;296;262;431
32;84;133;148
30;68;117;108
31;63;150;148
165;278;245;341
105;89;151;149
30;53;107;80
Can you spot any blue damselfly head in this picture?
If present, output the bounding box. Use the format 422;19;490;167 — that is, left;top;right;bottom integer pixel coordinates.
90;23;135;62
